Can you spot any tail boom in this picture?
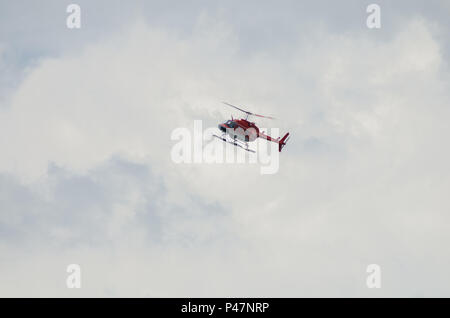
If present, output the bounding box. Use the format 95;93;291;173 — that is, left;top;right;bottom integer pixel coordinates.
258;132;290;152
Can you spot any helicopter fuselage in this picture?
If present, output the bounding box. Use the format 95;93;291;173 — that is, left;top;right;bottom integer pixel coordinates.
218;119;259;142
217;102;290;152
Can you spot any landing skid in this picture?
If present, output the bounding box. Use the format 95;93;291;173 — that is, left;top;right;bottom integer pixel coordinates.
213;134;256;153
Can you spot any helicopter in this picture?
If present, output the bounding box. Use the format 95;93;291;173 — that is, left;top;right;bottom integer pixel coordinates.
214;102;290;153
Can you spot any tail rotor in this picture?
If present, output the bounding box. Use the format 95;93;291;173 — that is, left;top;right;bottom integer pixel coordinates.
279;133;290;152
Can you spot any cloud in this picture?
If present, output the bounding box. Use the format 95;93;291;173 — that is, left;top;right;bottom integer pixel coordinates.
1;4;450;297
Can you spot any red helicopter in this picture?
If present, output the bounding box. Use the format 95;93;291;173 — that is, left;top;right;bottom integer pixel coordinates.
214;102;290;153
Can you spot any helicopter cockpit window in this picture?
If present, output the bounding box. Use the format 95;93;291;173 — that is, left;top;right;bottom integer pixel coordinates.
226;120;237;128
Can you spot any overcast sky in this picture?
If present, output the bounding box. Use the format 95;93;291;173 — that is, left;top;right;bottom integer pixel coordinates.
1;0;450;297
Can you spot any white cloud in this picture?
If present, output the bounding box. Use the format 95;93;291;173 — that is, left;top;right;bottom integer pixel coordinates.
1;11;450;297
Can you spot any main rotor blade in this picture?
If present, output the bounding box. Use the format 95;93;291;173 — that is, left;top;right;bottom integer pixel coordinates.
222;102;251;115
222;102;276;120
251;113;276;120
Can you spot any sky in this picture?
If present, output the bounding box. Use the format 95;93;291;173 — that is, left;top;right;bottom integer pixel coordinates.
0;0;450;297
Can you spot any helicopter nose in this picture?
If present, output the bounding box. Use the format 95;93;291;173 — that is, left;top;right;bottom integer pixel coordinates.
218;124;226;132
